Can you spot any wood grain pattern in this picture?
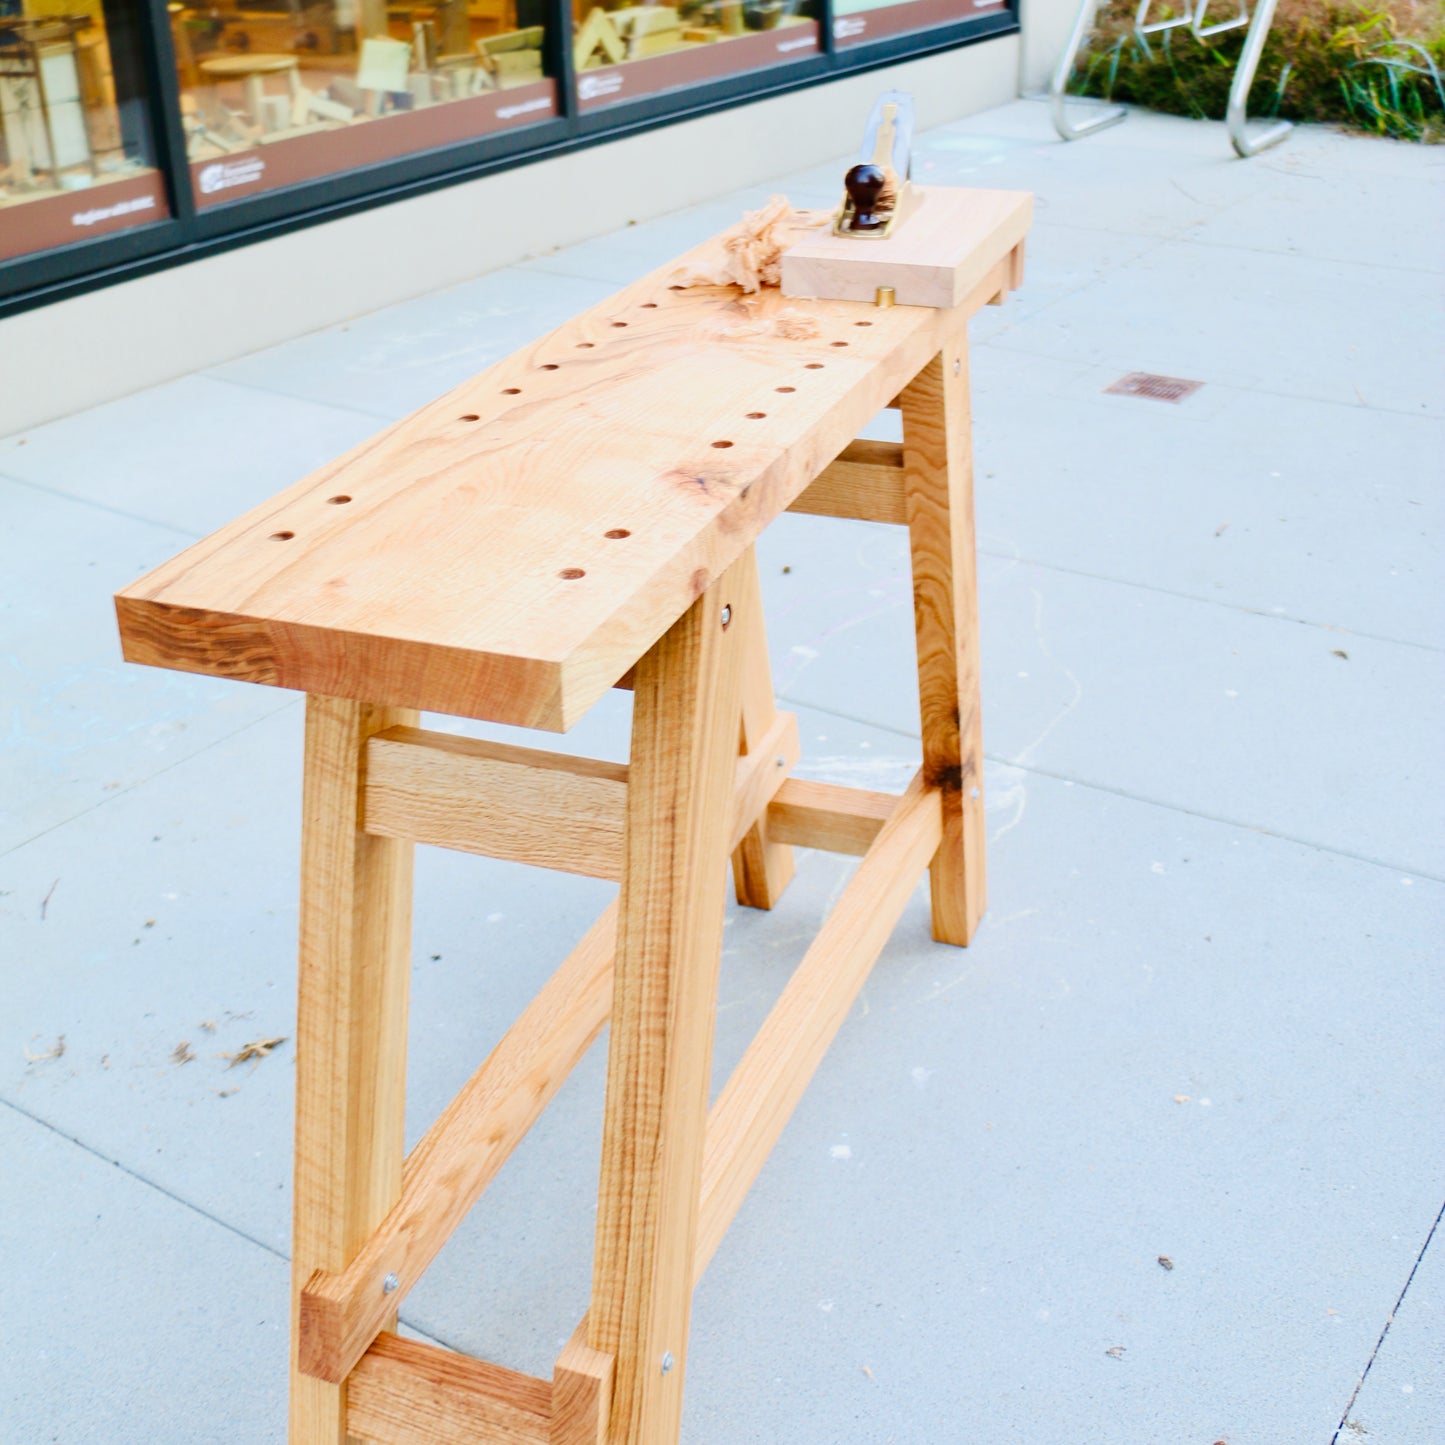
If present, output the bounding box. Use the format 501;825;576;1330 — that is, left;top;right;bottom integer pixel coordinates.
588;566;745;1445
114;187;1029;733
552;1324;615;1445
766;777;899;856
787;438;906;524
781;187;1033;308
729;547;796;909
901;348;988;945
347;1333;551;1445
363;729;628;879
290;696;415;1445
359;713;799;879
694;773;941;1279
299;905;616;1386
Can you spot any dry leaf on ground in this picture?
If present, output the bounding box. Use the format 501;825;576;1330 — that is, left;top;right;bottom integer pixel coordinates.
223;1036;288;1070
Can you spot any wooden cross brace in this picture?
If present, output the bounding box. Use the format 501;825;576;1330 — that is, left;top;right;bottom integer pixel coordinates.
284;354;990;1445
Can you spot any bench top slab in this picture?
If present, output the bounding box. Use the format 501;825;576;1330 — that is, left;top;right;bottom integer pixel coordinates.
115;187;1031;731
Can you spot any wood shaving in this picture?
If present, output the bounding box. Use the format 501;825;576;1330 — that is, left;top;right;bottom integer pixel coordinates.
171;1041;195;1065
1173;1094;1191;1104
199;1019;217;1033
1332;649;1349;660
25;1034;65;1063
223;1035;288;1070
716;307;822;342
1104;1345;1126;1359
670;195;830;294
1157;1255;1174;1271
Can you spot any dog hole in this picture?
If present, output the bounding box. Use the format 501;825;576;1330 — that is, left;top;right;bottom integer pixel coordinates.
641;302;658;308
541;363;559;370
711;440;733;449
502;387;521;395
459;413;480;421
559;568;586;580
576;342;594;349
611;321;627;328
326;495;351;505
805;363;825;370
855;321;873;327
830;341;848;348
605;529;631;539
775;386;796;393
746;412;766;419
270;531;294;541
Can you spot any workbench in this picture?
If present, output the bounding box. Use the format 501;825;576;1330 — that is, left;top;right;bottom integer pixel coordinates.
115;186;1032;1445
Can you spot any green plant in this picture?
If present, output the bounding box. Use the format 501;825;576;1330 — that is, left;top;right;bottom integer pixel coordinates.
1070;0;1445;141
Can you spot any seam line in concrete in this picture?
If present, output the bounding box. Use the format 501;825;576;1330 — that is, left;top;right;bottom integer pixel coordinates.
0;469;202;541
974;545;1445;656
200;368;402;423
1330;1198;1445;1444
778;694;1445;883
0;1092;290;1265
0;695;300;863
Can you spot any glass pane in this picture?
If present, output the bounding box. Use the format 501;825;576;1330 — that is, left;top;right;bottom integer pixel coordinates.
573;0;820;112
174;0;557;207
833;0;1008;48
0;0;168;263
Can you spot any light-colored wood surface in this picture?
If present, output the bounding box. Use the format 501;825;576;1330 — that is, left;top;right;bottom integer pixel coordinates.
787;438;907;524
347;1333;551;1445
299;906;616;1385
728;547;796;909
364;728;629;879
360;712;799;879
114;189;1029;733
289;697;415;1444
694;772;941;1279
552;1324;615;1445
781;187;1032;309
901;349;988;944
766;776;899;856
588;568;744;1445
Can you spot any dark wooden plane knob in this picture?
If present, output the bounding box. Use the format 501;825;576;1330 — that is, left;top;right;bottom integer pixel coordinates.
844;163;889;232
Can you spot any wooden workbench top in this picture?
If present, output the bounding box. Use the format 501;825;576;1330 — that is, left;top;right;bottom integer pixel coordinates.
116;187;1030;731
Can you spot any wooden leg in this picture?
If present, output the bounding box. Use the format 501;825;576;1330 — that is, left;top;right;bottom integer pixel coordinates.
729;547;796;910
900;345;988;945
290;696;416;1444
588;565;745;1445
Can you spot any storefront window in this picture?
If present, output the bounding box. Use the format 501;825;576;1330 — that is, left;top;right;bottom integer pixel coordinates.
0;0;167;262
833;0;1007;48
572;0;820;112
172;0;557;206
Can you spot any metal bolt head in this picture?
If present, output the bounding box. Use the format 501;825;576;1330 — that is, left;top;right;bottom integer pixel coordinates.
382;1272;399;1295
719;604;732;629
661;1351;675;1375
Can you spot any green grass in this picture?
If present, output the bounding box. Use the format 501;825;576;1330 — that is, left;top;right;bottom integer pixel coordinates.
1070;0;1445;141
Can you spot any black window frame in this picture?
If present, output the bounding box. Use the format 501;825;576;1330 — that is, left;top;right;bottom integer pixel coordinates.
0;0;1017;319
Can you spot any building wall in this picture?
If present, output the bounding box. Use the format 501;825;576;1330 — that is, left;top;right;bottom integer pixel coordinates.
1;35;1018;436
1018;0;1076;94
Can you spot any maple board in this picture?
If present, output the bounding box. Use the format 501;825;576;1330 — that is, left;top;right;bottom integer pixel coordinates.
115;187;1029;732
781;186;1032;309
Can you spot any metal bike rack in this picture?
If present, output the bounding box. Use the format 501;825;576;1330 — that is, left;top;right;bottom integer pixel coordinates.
1049;0;1127;140
1050;0;1292;156
1227;0;1293;155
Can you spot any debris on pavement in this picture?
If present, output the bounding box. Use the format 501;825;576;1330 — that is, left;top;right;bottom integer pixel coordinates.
222;1036;288;1070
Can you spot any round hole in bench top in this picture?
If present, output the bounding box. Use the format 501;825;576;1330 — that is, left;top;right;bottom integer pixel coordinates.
541;363;559;371
830;341;848;348
855;321;873;327
502;387;521;395
641;302;658;308
270;531;295;541
576;342;595;349
605;529;631;539
559;568;586;580
805;363;825;370
327;495;351;505
611;321;628;328
711;440;733;449
460;413;480;421
746;412;766;419
775;386;796;393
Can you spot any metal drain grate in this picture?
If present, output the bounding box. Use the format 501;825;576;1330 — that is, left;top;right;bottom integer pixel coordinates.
1105;372;1204;404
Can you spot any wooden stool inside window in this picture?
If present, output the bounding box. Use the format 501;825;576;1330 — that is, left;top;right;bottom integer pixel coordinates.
115;189;1031;1445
